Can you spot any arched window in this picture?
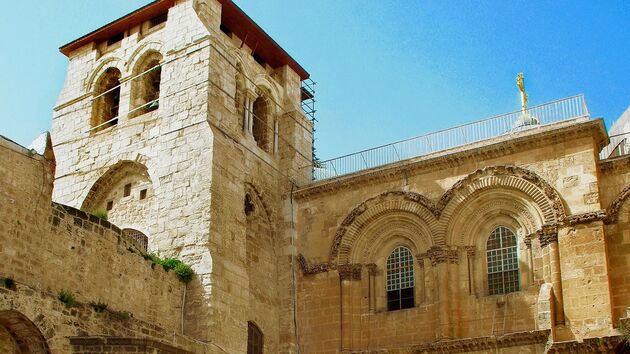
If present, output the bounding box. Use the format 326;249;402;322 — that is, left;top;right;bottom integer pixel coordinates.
486;226;519;295
252;94;269;151
92;67;121;132
386;246;415;311
247;321;263;354
130;52;162;118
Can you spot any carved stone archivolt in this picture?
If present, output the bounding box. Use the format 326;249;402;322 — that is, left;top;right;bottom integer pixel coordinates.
330;165;566;265
605;183;630;224
297;254;329;276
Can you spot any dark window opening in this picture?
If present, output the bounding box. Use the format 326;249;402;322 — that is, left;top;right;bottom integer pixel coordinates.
220;23;232;36
130;53;162;118
252;95;269;151
92;67;121;132
107;33;124;46
139;189;147;200
486;226;520;295
124;183;132;197
149;13;168;28
247;322;263;354
106;201;113;211
244;194;255;216
387;287;415;311
253;53;266;66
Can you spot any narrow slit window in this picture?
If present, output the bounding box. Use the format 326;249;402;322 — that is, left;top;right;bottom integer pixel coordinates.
139;189;147;200
247;322;263;354
386;246;415;311
123;183;132;197
106;201;113;211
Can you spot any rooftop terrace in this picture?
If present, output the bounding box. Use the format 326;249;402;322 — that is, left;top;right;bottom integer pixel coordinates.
307;95;592;181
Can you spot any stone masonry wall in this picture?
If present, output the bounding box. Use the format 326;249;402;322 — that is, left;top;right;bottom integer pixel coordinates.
294;121;616;352
0;137;186;335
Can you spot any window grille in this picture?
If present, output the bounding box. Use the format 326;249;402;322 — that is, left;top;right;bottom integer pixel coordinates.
386;246;415;311
122;229;148;253
486;226;519;295
247;322;263;354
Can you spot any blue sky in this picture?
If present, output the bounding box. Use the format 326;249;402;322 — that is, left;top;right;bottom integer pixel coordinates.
1;1;628;160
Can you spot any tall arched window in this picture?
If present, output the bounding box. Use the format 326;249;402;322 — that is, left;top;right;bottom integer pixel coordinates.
92;67;121;132
247;321;263;354
130;51;162;118
252;94;269;151
386;246;415;311
486;226;519;295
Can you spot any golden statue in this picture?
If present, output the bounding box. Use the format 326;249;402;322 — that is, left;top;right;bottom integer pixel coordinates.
516;72;528;113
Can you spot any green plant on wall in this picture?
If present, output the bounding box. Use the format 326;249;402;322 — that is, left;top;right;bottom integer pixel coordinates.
145;254;194;283
58;290;76;307
91;208;108;220
89;301;108;313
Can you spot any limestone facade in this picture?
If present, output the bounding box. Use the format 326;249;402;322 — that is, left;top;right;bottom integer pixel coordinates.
2;0;630;353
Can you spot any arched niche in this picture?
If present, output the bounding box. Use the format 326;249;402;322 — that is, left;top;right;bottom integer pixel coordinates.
81;161;154;229
0;310;50;354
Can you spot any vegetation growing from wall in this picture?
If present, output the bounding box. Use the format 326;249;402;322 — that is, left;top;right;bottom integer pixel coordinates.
58;290;76;307
144;254;194;283
91;208;108;220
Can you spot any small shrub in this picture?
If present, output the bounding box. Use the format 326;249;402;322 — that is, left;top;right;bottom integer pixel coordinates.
112;311;132;320
58;290;75;307
89;301;108;313
91;209;108;221
162;258;182;271
619;320;630;345
3;278;14;289
175;263;194;283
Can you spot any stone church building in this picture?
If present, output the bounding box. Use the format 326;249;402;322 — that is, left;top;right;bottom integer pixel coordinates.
1;0;630;353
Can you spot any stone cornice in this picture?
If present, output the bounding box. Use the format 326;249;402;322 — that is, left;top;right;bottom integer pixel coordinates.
420;246;459;266
295;119;605;199
546;335;622;352
537;224;559;247
565;210;606;226
407;330;550;354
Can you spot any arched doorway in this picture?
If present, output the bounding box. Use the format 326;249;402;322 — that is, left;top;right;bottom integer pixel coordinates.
0;310;50;354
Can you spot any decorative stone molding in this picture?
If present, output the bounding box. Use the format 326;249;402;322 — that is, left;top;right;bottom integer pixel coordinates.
605;183;630;224
329;165;566;264
537;224;559;247
437;165;566;223
423;246;459;266
565;210;606;226
366;263;377;275
338;263;362;280
546;335;622;353
524;233;536;248
408;329;550;354
330;191;438;262
297;254;329;276
463;246;476;257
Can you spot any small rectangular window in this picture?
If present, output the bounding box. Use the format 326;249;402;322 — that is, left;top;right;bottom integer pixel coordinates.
149;13;168;28
107;33;124;46
106;201;113;211
123;183;132;197
139;189;147;200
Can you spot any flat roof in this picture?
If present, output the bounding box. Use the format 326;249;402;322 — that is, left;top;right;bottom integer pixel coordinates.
59;0;309;80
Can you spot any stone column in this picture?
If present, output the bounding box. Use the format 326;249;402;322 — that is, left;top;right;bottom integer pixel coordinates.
339;264;361;351
426;246;458;339
366;263;377;313
538;224;565;324
465;246;476;295
525;234;535;285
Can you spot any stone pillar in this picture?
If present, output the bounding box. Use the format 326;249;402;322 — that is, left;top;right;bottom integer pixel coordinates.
465;246;476;295
339;264;361;351
366;263;377;313
525;234;535;285
426;246;458;339
538;224;565;324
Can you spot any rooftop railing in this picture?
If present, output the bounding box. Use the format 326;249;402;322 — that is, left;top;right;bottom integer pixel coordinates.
307;94;589;180
600;132;630;160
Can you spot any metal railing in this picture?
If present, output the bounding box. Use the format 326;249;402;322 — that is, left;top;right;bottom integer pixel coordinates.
308;95;589;180
600;132;630;160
